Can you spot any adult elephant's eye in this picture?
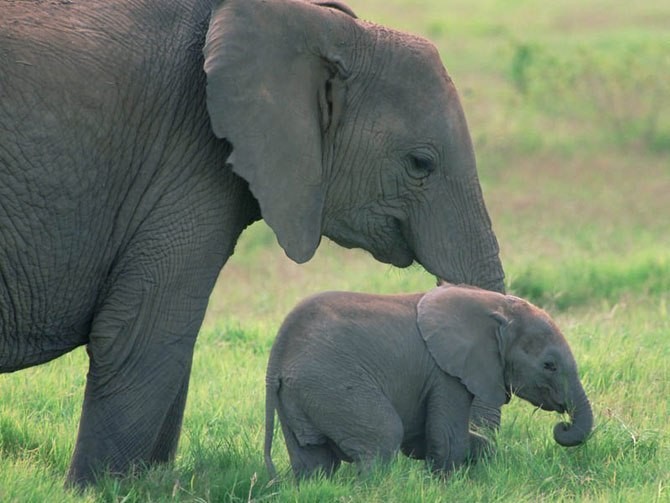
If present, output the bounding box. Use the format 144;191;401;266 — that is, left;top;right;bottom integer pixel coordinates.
407;154;435;180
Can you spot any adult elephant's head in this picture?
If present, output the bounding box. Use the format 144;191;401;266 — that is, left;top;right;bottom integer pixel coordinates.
204;0;504;292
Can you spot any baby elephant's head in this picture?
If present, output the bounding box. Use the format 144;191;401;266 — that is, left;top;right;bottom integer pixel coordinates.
417;284;593;447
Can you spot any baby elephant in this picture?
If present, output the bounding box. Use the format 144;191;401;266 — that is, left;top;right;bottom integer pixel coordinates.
264;284;593;479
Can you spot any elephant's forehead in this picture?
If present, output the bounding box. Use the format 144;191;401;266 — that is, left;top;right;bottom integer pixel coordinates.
388;48;449;95
363;25;450;92
366;62;456;139
516;313;564;348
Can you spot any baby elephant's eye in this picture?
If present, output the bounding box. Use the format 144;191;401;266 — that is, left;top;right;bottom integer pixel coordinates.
543;361;557;372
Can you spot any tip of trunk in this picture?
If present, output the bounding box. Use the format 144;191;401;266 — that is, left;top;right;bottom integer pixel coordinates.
553;419;592;447
553;382;593;447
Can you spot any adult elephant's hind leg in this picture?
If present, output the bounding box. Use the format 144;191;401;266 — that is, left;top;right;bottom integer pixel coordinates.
66;296;201;485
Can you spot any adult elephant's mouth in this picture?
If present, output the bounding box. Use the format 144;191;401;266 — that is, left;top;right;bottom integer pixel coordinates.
367;226;415;267
325;216;415;268
371;247;414;268
373;217;415;267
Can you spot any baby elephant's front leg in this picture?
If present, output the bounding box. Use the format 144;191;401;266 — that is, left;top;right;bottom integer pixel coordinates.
468;430;493;462
424;377;473;473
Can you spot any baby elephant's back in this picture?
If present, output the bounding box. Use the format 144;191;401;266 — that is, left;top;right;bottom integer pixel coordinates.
269;291;426;380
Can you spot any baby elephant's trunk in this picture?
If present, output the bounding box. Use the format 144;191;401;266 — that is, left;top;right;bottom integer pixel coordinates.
553;378;593;447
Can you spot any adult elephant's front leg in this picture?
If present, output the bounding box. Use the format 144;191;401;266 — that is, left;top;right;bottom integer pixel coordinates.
149;370;192;463
68;356;193;485
66;227;224;486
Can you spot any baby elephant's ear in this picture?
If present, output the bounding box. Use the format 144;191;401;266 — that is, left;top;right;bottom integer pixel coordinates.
417;286;509;407
311;0;357;17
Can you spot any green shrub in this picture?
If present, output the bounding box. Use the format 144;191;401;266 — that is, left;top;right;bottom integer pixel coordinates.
509;252;670;310
509;39;670;151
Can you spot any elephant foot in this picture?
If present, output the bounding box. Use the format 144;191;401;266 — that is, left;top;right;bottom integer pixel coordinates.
467;431;495;462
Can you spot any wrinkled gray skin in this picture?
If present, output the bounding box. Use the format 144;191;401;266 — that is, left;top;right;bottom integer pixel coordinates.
265;285;592;479
0;0;504;486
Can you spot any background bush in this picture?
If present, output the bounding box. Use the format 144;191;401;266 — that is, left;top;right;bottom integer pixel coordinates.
510;39;670;152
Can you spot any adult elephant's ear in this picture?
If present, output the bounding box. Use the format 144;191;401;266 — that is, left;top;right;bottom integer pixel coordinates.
417;285;510;407
204;0;353;263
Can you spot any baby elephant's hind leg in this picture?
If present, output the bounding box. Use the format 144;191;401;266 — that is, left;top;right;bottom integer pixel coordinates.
280;422;341;479
330;398;405;474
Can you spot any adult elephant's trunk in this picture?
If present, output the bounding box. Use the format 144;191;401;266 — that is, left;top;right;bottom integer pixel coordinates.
553;378;593;446
416;177;506;295
407;79;506;295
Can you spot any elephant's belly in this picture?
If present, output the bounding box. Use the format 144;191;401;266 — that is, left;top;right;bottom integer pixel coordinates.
0;298;90;373
0;330;88;373
0;266;95;373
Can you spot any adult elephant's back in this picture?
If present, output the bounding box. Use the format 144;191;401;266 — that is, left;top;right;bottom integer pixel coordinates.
0;0;256;370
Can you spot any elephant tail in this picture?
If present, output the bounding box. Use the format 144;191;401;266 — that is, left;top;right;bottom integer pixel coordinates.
264;374;280;480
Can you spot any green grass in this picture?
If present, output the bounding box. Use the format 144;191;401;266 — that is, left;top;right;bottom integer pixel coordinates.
2;297;669;501
2;0;670;501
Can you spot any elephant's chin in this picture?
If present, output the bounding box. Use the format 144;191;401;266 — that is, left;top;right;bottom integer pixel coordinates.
373;248;415;268
374;220;416;267
324;217;415;268
539;402;565;413
367;231;416;267
327;233;415;268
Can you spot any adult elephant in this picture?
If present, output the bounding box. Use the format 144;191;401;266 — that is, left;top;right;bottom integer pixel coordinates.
0;0;504;486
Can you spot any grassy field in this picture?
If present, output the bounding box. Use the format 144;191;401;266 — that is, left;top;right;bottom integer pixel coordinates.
2;0;669;501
